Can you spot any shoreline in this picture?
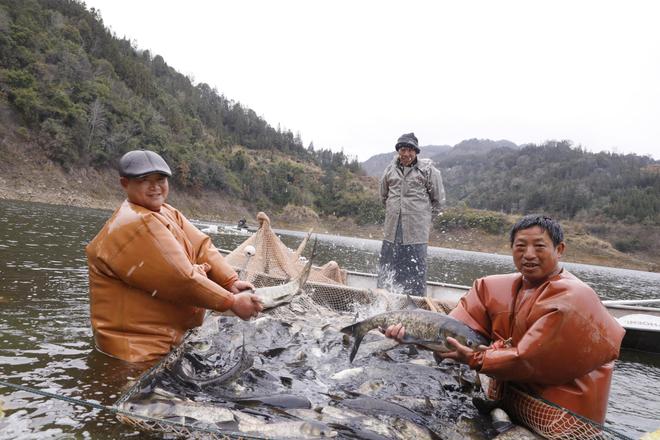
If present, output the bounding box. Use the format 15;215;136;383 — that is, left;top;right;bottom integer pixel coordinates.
0;145;656;273
1;191;657;274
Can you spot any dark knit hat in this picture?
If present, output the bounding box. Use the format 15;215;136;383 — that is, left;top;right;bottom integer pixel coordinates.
395;132;420;153
119;150;172;178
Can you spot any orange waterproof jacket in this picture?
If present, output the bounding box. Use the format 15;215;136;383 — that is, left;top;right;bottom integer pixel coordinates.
450;270;625;423
86;201;238;363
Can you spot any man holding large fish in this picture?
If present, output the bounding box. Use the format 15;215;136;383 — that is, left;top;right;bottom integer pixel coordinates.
381;215;624;425
86;150;263;363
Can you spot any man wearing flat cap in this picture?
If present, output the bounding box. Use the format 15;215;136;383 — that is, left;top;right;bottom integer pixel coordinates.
377;133;445;296
86;149;263;363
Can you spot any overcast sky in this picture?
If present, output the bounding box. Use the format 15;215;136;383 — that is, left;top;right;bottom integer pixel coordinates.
83;0;660;161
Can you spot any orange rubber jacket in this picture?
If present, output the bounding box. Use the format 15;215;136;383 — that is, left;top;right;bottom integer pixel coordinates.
86;201;238;363
450;270;625;423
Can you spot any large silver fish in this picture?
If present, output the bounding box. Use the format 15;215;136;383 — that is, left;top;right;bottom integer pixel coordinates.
118;398;236;424
340;309;490;362
250;240;315;310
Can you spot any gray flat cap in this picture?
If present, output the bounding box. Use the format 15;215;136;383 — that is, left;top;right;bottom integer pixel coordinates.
118;150;172;178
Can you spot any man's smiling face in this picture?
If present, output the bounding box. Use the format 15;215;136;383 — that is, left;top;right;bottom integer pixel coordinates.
121;173;169;212
512;225;564;286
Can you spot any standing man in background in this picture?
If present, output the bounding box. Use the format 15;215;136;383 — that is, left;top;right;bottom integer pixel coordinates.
377;132;445;296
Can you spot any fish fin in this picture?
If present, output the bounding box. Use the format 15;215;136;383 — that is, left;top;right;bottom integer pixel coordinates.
349;333;365;363
403;294;421;310
294;228;314;257
295;237;316;290
340;322;365;363
339;322;358;336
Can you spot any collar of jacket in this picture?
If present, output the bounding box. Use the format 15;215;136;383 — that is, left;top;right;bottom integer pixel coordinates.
396;157;418;170
393;156;435;172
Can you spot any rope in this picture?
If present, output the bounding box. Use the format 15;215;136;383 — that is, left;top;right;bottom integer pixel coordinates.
0;378;265;439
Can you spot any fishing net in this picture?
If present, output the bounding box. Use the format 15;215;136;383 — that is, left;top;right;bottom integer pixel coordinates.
114;213;632;440
222;212;447;314
502;385;630;440
224;212;347;286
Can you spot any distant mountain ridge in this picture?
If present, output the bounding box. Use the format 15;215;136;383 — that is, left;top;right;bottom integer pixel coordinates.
360;144;451;177
361;138;519;177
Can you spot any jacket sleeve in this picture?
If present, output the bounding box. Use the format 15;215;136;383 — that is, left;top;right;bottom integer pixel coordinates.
427;166;445;215
380;167;390;205
100;216;235;312
475;288;624;385
178;211;238;290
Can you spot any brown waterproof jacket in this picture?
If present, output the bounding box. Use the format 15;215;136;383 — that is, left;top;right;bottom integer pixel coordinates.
86;201;238;363
450;270;625;423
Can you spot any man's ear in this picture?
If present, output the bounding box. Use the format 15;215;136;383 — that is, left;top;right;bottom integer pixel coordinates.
119;177;129;189
555;242;566;258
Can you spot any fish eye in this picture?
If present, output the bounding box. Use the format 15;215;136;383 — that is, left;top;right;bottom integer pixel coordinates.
466;339;474;347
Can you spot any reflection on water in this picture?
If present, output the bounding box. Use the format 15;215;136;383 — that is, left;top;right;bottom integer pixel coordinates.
0;199;658;439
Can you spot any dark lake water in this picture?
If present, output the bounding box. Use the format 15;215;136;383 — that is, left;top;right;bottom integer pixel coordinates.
0;199;658;439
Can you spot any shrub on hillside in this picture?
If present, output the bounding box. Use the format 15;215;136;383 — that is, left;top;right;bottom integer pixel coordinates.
434;207;510;235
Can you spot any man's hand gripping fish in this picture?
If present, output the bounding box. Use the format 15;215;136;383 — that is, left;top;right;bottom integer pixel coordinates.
249;239;316;310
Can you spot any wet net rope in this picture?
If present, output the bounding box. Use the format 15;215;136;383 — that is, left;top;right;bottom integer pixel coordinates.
503;385;632;440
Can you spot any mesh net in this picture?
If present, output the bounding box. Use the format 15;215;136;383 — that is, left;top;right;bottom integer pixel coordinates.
224;212;347;286
114;213;631;440
503;385;630;440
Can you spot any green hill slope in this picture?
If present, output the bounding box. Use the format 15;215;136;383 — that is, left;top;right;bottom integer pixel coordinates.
0;0;375;220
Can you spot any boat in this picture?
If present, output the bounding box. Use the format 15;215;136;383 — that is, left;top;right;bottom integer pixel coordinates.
601;299;660;353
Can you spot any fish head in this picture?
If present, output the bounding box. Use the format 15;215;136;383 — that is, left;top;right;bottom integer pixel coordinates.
437;321;490;352
452;328;490;351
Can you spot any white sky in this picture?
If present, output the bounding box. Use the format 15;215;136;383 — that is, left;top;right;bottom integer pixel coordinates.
83;0;660;161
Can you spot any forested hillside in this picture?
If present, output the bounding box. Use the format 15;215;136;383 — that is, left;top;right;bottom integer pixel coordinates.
0;0;377;221
436;140;659;226
362;139;659;256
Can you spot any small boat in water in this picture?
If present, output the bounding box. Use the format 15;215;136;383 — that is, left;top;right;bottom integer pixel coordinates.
602;300;660;353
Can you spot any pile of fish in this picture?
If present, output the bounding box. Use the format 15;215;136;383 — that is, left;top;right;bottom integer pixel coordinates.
116;272;536;439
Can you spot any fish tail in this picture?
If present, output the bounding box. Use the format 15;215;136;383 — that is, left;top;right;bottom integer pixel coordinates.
295;237;316;289
340;322;366;363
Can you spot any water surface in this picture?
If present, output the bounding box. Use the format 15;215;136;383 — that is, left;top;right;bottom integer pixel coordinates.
0;200;658;438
